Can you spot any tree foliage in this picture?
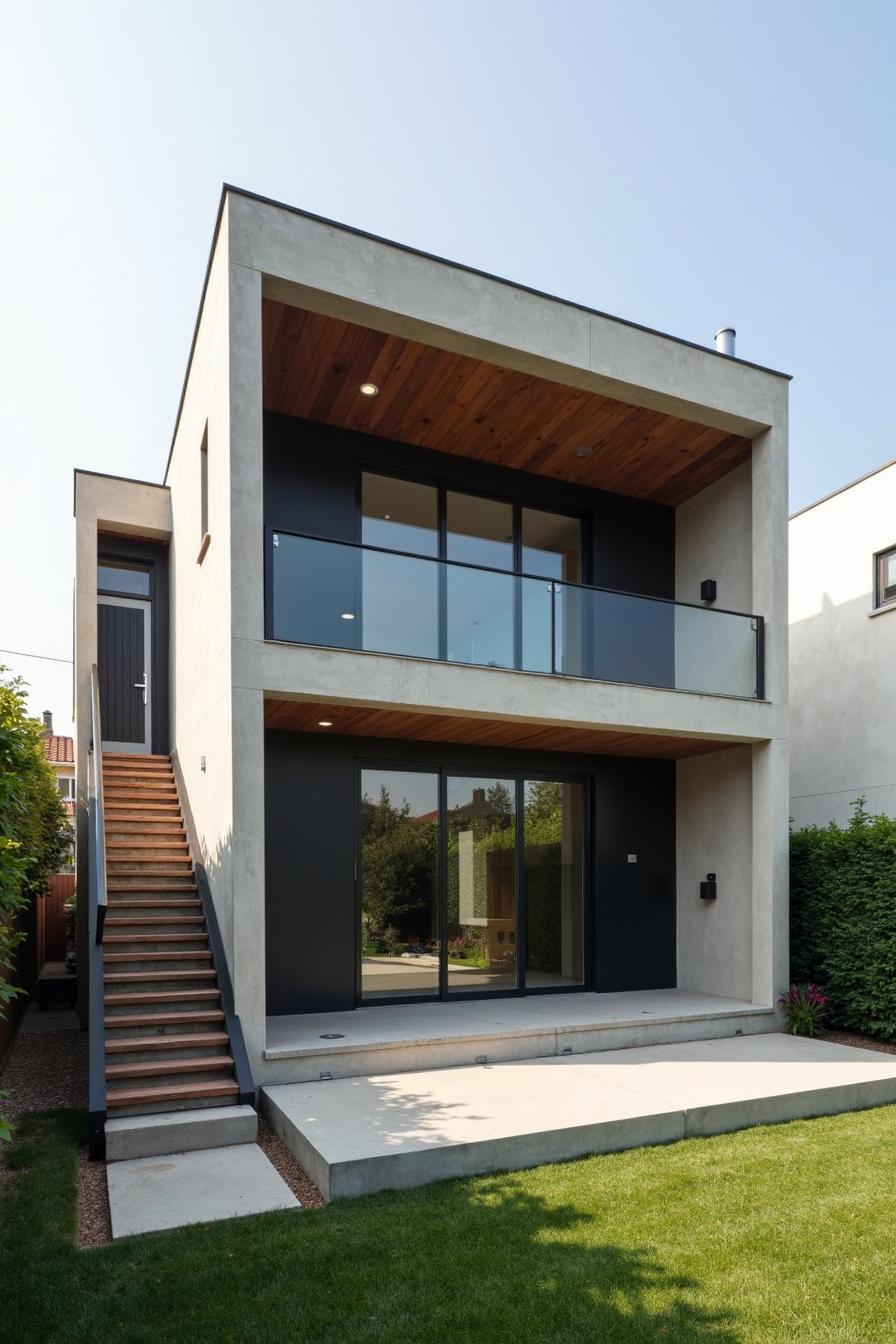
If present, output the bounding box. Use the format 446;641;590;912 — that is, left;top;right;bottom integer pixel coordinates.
790;798;896;1039
0;667;69;1019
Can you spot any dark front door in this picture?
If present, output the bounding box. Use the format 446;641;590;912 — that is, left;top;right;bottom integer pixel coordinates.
98;596;152;753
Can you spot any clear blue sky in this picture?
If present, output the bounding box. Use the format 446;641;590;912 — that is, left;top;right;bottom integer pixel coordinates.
1;0;893;735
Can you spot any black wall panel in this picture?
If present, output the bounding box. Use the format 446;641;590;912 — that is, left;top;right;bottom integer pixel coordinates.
264;731;677;1016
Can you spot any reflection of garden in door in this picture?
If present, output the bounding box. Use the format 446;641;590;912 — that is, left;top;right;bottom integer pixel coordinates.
359;767;585;1002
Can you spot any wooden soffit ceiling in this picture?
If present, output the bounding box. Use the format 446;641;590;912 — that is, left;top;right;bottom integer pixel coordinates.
264;699;733;761
261;298;751;507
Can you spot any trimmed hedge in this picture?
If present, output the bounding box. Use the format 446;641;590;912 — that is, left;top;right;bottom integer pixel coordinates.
791;800;896;1039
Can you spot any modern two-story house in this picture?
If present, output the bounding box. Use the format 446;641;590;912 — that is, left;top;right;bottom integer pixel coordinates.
74;186;790;1163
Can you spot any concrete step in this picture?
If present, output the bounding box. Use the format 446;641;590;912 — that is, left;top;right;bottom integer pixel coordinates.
263;1033;896;1202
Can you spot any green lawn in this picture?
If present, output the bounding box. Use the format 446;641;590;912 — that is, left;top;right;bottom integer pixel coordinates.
4;1105;896;1343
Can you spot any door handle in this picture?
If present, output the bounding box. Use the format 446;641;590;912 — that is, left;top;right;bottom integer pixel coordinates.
134;674;148;706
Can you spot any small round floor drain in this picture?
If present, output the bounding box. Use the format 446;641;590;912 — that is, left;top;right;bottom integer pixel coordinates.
319;1032;345;1040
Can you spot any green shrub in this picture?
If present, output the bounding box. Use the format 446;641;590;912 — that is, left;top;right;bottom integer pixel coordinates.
790;799;896;1039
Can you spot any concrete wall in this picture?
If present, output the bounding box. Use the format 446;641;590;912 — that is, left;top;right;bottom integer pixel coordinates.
790;462;896;827
677;746;753;1002
674;461;756;698
164;206;240;995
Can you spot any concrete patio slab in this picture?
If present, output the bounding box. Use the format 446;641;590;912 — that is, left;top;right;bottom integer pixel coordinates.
263;1032;896;1201
263;988;777;1084
106;1143;300;1238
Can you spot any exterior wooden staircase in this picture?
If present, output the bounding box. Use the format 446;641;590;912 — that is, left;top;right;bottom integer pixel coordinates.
101;752;242;1115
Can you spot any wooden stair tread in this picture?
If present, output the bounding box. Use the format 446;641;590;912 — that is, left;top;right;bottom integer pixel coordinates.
107;899;201;909
105;916;204;927
105;1031;229;1053
104;933;209;944
106;1056;233;1080
103;950;212;962
105;1079;239;1107
108;884;198;893
104;1009;225;1028
104;969;217;983
105;988;220;1006
106;842;189;851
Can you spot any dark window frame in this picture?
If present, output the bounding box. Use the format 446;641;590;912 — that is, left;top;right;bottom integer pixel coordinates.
874;543;896;609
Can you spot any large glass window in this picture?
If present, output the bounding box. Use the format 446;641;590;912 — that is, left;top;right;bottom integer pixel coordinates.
521;508;582;582
446;776;518;995
362;473;438;556
446;491;514;570
523;780;585;988
360;769;440;1000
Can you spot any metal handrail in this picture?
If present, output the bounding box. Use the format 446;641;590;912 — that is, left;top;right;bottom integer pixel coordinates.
88;665;107;944
87;665;107;1157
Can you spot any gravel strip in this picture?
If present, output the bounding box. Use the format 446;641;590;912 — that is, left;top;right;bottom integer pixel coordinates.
0;1024;87;1124
821;1029;896;1056
77;1145;112;1248
257;1116;324;1208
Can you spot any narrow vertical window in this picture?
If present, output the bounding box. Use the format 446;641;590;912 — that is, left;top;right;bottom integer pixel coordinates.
200;425;209;538
198;424;210;563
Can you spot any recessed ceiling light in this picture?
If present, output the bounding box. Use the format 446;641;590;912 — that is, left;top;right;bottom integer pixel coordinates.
341;611;355;620
359;382;379;397
317;719;333;727
383;513;391;520
575;445;593;459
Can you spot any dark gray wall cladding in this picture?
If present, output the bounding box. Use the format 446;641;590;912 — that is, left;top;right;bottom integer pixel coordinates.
264;730;676;1017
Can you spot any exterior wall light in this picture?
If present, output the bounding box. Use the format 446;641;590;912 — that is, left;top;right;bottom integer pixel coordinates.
340;612;355;620
359;382;379;396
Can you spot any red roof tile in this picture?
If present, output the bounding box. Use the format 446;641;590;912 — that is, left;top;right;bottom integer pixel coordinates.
43;734;74;764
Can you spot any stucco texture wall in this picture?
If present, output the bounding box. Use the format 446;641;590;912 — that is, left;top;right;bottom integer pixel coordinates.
790;463;896;828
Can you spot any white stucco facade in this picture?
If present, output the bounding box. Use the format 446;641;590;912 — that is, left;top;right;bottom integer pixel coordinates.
790;459;896;829
74;187;791;1078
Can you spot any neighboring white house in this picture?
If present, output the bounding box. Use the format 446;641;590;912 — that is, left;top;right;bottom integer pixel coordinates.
790;457;896;829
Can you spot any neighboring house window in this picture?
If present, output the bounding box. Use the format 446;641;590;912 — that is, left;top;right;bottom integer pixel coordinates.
875;545;896;608
57;777;75;800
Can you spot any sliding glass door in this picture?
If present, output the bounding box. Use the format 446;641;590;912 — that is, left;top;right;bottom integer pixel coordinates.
358;764;587;1003
523;780;585;988
359;769;440;1000
446;776;518;994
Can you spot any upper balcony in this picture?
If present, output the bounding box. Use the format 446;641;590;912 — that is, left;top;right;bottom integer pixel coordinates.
267;529;763;701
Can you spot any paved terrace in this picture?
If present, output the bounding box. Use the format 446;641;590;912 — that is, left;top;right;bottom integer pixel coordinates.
263;1032;896;1201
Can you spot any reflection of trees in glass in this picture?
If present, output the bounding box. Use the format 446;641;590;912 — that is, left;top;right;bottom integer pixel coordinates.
360;786;437;950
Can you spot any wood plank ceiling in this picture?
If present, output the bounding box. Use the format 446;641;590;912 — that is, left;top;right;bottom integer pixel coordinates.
264;699;733;761
262;298;751;507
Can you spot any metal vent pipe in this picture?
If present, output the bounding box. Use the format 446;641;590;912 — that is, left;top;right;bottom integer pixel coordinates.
714;327;736;356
